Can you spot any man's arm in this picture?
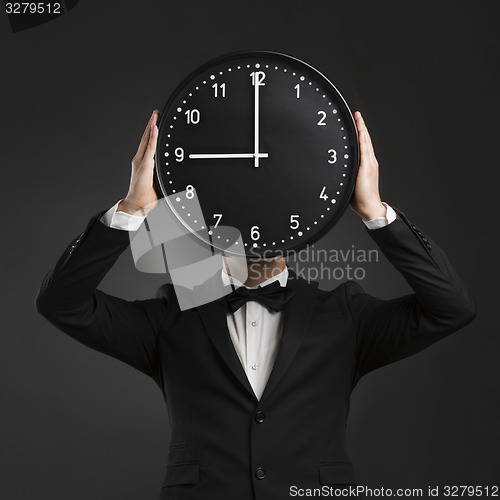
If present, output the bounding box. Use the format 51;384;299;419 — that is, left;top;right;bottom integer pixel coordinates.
346;112;476;380
35;110;169;383
347;210;476;380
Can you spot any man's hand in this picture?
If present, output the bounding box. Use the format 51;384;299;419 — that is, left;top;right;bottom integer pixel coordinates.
350;111;387;221
118;110;160;215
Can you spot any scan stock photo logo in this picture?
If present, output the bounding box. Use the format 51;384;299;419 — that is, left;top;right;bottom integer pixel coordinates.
3;0;79;32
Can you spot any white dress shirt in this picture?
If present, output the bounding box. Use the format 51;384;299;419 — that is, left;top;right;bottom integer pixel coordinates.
100;201;396;400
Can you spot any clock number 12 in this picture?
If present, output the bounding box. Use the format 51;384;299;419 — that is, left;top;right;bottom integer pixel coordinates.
250;71;266;86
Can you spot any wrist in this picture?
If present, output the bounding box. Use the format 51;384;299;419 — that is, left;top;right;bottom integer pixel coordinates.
358;202;387;221
117;199;146;216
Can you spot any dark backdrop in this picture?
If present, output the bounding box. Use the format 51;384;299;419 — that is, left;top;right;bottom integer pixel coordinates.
1;1;499;498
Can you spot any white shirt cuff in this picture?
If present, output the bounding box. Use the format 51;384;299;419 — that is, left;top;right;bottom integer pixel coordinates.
362;202;397;230
100;200;146;231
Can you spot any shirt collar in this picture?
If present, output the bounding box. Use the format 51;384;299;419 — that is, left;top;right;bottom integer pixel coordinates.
221;266;289;289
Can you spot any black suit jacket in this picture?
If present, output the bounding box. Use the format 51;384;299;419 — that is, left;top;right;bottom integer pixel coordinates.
35;208;476;500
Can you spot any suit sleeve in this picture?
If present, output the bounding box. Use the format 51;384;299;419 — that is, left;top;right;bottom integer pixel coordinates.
346;209;477;381
35;211;170;385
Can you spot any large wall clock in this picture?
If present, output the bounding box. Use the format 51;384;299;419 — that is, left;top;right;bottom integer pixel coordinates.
155;50;359;258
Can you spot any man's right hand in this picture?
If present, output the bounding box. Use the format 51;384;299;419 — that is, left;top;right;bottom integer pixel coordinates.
118;110;160;215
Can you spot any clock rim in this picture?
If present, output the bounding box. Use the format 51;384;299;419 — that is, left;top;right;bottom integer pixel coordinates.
155;49;360;259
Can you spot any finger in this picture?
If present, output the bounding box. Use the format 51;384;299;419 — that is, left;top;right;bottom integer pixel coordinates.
145;120;159;164
355;112;377;163
358;129;372;166
135;110;157;161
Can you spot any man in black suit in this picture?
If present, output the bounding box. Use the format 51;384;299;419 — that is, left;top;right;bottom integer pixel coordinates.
36;110;476;500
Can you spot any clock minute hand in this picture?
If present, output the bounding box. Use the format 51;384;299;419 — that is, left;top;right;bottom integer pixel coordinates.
189;153;268;159
253;71;265;168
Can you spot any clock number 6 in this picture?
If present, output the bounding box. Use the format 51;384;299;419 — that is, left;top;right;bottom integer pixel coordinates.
251;226;260;241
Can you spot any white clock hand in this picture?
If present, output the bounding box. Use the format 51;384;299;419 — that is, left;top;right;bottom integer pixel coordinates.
189;153;269;159
253;71;265;167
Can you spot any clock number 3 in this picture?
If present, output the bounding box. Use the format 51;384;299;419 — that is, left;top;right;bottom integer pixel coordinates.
328;149;337;164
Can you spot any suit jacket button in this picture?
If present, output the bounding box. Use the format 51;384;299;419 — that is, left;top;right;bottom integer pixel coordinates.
255;467;266;479
255;411;265;423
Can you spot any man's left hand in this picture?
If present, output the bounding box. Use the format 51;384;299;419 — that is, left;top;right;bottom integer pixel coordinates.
350;111;387;221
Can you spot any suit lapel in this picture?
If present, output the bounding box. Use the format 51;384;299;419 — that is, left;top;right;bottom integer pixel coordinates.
195;269;319;406
195;274;259;403
259;270;318;404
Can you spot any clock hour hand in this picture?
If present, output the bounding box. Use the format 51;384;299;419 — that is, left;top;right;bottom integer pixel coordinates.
189;153;268;159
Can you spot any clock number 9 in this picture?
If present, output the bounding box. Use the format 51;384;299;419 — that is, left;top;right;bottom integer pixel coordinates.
185;109;200;124
317;111;327;126
251;226;260;241
290;215;300;229
175;147;184;162
327;149;337;164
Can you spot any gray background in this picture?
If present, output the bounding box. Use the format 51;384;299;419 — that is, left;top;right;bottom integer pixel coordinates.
1;0;499;498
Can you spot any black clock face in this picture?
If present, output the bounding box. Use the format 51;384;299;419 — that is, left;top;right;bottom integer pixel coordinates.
156;51;359;258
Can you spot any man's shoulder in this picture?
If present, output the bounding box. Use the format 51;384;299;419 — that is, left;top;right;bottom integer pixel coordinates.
316;279;366;297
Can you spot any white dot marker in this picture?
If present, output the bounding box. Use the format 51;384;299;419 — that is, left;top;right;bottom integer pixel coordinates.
177;107;182;112
298;231;303;236
210;75;215;80
331;199;336;204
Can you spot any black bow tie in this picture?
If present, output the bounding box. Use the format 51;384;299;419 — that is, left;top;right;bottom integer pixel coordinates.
225;281;295;313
